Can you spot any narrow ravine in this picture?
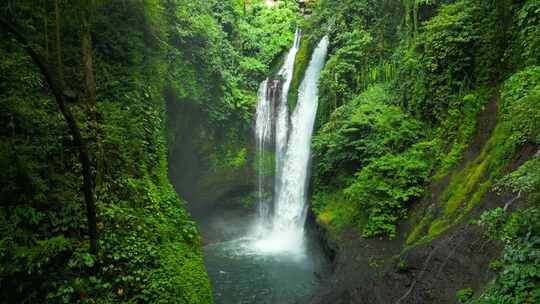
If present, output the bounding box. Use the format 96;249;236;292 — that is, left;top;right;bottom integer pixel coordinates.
197;34;331;303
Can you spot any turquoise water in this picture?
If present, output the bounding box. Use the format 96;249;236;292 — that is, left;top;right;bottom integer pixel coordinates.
192;206;329;304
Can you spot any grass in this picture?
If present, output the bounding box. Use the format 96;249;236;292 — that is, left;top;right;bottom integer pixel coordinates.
434;91;490;179
427;218;450;238
444;156;490;215
416;114;519;243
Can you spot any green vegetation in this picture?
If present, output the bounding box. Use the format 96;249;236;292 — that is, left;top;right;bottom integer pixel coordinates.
306;0;540;300
313;190;359;238
309;0;540;239
312;84;428;238
0;0;297;302
1;0;539;301
465;75;540;303
457;288;474;303
313;84;422;187
288;37;315;111
434;91;490;178
471;204;540;303
344;150;429;238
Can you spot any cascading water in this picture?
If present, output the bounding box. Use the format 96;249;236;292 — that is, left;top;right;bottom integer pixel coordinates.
252;34;330;255
275;28;301;189
272;35;330;242
254;79;273;222
201;32;331;304
254;29;301;226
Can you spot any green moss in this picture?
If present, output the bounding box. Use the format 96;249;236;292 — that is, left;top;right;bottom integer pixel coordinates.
312;190;361;238
467;180;492;210
444;157;490;215
406;213;432;245
417;68;540;241
427;218;450;238
423;128;501;239
435;92;490;178
288;37;315;112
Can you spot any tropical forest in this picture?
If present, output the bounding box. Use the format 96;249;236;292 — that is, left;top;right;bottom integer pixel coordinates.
1;0;539;303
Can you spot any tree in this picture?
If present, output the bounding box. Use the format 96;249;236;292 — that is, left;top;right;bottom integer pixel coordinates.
0;17;98;255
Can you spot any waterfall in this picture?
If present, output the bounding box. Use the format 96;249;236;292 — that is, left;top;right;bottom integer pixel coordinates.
275;28;301;208
254;79;272;222
252;33;329;255
273;35;329;234
255;29;301;225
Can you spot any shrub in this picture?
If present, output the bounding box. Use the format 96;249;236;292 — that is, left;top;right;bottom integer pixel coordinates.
345;150;429;238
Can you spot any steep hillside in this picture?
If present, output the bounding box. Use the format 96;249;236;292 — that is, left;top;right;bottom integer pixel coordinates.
0;0;304;302
303;0;540;303
0;1;216;302
1;0;538;302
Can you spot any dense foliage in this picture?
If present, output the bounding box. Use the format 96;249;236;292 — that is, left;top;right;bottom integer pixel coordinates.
308;0;539;236
464;67;540;304
312;84;427;237
0;0;297;302
306;0;540;300
471;156;540;303
2;0;539;301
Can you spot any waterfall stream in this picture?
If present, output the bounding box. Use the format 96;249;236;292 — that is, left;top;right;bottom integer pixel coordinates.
255;29;301;224
253;34;329;255
201;33;330;303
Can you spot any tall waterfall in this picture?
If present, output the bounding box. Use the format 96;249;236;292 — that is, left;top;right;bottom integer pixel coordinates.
275;28;301;209
252;33;329;255
254;79;272;221
255;29;301;224
273;35;329;234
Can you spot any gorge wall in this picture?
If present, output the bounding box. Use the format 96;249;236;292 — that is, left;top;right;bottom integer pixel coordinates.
302;0;540;303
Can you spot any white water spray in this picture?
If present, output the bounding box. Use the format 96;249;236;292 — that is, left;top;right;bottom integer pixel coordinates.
252;34;329;256
275;28;301;203
254;29;301;225
254;79;272;221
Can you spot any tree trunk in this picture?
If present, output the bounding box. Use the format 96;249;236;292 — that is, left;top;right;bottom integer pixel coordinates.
81;9;97;130
80;4;103;189
54;0;64;87
0;17;98;255
43;0;49;61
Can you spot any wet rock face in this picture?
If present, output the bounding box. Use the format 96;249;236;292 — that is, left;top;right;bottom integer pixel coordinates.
310;222;500;304
166;94;255;207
